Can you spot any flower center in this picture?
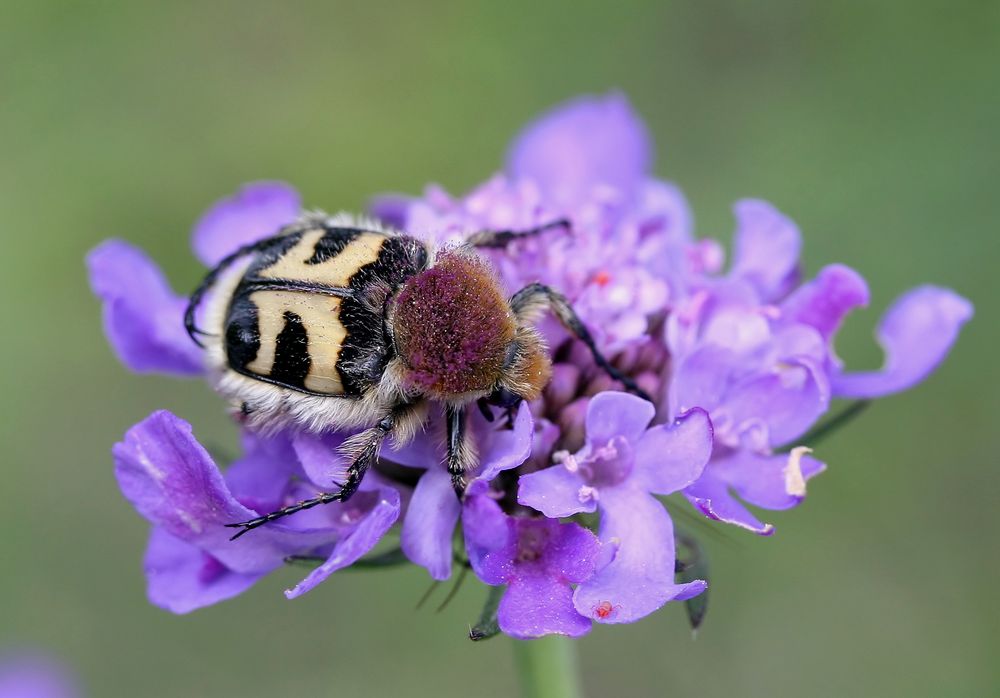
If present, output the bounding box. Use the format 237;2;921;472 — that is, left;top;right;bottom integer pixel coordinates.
515;522;551;563
560;436;634;488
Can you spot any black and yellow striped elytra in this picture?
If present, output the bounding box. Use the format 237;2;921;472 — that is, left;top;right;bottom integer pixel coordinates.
187;219;428;400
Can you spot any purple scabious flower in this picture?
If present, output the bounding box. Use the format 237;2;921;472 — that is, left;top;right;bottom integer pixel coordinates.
89;92;972;638
0;655;79;698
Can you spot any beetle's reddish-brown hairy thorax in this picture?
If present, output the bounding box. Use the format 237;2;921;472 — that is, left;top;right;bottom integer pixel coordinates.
391;250;517;398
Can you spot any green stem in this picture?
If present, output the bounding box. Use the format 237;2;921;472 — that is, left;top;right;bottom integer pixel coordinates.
512;636;583;698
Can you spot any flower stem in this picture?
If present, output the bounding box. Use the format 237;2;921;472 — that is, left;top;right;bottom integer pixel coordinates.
512;637;583;698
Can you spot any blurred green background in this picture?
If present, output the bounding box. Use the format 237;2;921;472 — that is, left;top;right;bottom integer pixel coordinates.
1;1;996;696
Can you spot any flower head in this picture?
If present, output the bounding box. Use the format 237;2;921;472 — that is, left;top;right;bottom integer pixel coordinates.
89;93;971;638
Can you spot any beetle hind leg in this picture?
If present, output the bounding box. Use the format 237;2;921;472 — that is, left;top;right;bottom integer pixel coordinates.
225;405;415;540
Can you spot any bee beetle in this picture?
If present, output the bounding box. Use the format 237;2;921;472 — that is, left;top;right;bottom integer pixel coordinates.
185;213;648;539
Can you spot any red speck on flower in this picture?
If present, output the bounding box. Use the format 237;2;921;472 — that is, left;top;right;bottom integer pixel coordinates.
593;600;615;619
593;270;612;287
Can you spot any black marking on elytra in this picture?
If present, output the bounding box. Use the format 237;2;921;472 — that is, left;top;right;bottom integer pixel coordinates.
270;311;311;389
336;235;429;395
305;227;360;265
224;294;261;371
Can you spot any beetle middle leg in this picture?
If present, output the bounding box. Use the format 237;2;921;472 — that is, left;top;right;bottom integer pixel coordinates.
446;405;477;498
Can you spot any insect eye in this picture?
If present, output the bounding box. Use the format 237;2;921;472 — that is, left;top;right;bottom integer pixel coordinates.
487;386;522;409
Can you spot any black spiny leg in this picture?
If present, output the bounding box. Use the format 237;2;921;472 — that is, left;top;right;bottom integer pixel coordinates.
466;218;570;249
446;405;475;498
225;412;397;540
510;282;653;403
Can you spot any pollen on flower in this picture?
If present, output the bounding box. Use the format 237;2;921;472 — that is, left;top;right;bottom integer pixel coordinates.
578;485;599;504
774;361;808;390
784;446;812;497
553;449;580;473
593;442;619;461
758;304;782;320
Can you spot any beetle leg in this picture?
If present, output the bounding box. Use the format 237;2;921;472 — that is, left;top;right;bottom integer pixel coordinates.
510;282;652;403
225;410;399;540
446;405;476;498
466;218;570;249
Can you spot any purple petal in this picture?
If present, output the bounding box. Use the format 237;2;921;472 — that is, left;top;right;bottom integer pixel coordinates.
284;486;400;598
368;192;413;229
780;264;869;339
462;487;510;551
539;519;602;584
463;496;515;586
635;179;693;246
684;469;774;535
673;580;708;601
585;391;655;447
191;181;301;267
474;403;535;481
401;467;461;580
632;408;713;495
506;93;651;206
713;448;826;511
86;240;202;376
517;463;592;518
574;487;695;623
499;571;592;639
291;431;351;490
832;286;973;398
224;432;301;513
383;405;445;470
113;410;338;573
700;307;772;354
730;199;801;301
668;345;735;417
143;527;264;614
0;655;79;698
721;356;830;447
